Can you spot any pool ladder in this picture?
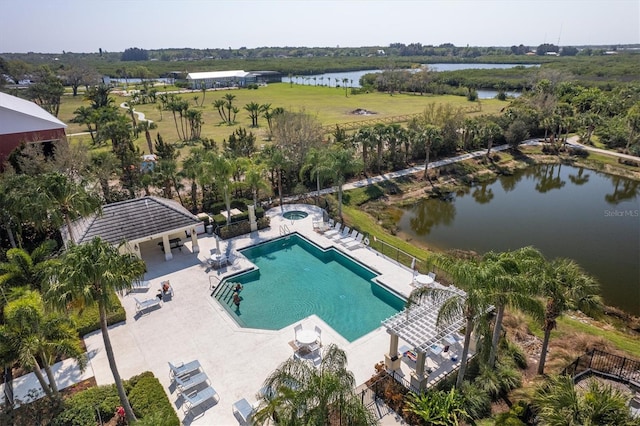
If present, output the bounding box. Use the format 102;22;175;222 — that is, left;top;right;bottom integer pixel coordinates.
279;224;291;236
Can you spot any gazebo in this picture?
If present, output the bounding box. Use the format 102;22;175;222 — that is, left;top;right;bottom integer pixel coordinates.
62;196;203;261
382;284;468;391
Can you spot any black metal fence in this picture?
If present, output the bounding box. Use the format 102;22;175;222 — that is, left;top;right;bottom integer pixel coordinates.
562;349;640;386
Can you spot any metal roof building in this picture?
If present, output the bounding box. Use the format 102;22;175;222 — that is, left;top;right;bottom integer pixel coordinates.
0;92;67;165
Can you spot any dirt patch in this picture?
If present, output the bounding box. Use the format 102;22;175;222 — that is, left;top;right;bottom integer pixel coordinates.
350;108;376;115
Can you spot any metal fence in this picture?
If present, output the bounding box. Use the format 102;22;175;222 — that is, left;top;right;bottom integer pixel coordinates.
562;349;640;385
368;236;429;275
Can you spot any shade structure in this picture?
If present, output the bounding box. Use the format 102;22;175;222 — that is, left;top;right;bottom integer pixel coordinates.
382;284;468;353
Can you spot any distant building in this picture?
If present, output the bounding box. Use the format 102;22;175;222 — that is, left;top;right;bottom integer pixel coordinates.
186;70;282;89
0;92;67;166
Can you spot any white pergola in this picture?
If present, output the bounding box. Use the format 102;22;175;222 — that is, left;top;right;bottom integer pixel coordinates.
382;285;467;390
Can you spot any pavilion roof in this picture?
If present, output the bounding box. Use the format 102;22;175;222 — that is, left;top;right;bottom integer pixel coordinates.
382;285;468;353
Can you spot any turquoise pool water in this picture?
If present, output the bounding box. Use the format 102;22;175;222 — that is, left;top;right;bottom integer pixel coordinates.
215;234;404;341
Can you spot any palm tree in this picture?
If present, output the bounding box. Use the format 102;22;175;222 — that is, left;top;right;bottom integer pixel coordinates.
252;344;377;425
482;247;544;368
0;240;58;297
408;254;493;389
45;237;146;423
351;126;375;175
536;256;601;375
213;99;227;123
40;172;102;245
244;102;261;127
483;121;502;158
300;147;332;203
0;291;86;399
420;124;442;182
533;374;639;425
264;146;290;209
244;163;271;208
201;154;236;224
327;146;362;219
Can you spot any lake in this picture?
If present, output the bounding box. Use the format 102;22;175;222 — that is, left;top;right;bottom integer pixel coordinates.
397;164;640;315
281;63;535;95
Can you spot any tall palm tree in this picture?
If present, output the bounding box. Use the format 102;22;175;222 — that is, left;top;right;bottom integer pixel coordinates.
351;126;375;175
40;172;102;245
0;291;85;399
536;256;601;375
252;344;377;425
213;98;227;123
408;254;493;389
420;124;442;182
482;248;544;368
45;237;146;423
327;146;362;219
244;102;261;127
300;147;332;203
264;146;290;209
244;163;271;208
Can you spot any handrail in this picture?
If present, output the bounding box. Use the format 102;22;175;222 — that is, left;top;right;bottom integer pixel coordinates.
279;224;291;235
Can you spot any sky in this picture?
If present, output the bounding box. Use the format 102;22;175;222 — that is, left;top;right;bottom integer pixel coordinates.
1;0;639;53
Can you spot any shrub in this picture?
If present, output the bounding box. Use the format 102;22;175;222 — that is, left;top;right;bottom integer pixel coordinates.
72;292;126;337
127;372;179;424
52;372;178;426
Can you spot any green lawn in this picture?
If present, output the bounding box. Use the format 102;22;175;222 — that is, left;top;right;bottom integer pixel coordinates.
61;83;509;157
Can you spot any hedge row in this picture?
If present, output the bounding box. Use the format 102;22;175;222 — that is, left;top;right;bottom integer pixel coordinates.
52;372;179;426
72;291;126;337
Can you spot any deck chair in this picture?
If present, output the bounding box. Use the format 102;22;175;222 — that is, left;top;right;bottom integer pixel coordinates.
428;272;436;280
323;222;342;238
134;297;161;314
168;360;202;379
330;226;350;240
345;233;364;250
182;385;219;414
314;325;322;345
294;323;303;342
339;230;359;245
175;371;210;395
232;398;255;423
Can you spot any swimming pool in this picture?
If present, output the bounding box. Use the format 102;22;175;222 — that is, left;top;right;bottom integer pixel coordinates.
214;234;404;341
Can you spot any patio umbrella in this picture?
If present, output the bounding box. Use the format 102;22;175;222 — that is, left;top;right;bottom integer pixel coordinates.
215;235;220;253
411;257;416;271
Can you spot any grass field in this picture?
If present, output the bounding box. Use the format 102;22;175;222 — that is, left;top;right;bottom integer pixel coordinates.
60;83;510;156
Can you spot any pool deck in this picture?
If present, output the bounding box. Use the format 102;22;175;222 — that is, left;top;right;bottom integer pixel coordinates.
84;204;420;425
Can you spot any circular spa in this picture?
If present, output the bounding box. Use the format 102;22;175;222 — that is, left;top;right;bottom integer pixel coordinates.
282;210;309;220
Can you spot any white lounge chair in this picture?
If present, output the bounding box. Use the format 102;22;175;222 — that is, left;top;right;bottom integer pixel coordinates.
134;297;161;314
168;360;202;379
175;371;210;395
232;398;255;423
339;230;359;245
330;226;350;240
314;325;322;345
293;323;303;342
182;386;219;414
345;233;364;250
323;222;342;238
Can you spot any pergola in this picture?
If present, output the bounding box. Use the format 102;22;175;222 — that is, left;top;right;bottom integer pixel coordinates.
382;285;467;390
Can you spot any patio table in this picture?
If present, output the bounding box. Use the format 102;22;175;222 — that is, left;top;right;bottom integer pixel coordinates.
296;329;318;347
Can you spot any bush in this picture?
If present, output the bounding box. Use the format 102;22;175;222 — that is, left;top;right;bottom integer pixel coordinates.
52;372;178;426
127;372;179;423
73;292;126;337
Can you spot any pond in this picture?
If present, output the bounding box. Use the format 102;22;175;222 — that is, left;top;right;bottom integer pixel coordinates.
281;63;536;91
397;164;640;315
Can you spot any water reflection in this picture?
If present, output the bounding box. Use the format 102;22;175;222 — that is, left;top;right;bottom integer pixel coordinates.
472;182;494;204
568;167;590;186
534;163;566;193
605;177;640;205
409;198;456;236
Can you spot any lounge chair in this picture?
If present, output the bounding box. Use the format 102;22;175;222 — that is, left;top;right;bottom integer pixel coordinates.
182;385;219;414
339;230;359;245
232;398;255;423
175;371;210;395
330;226;350;240
428;272;436;280
345;233;364;250
322;222;342;238
293;323;303;342
314;325;322;345
134;297;161;314
168;360;202;379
